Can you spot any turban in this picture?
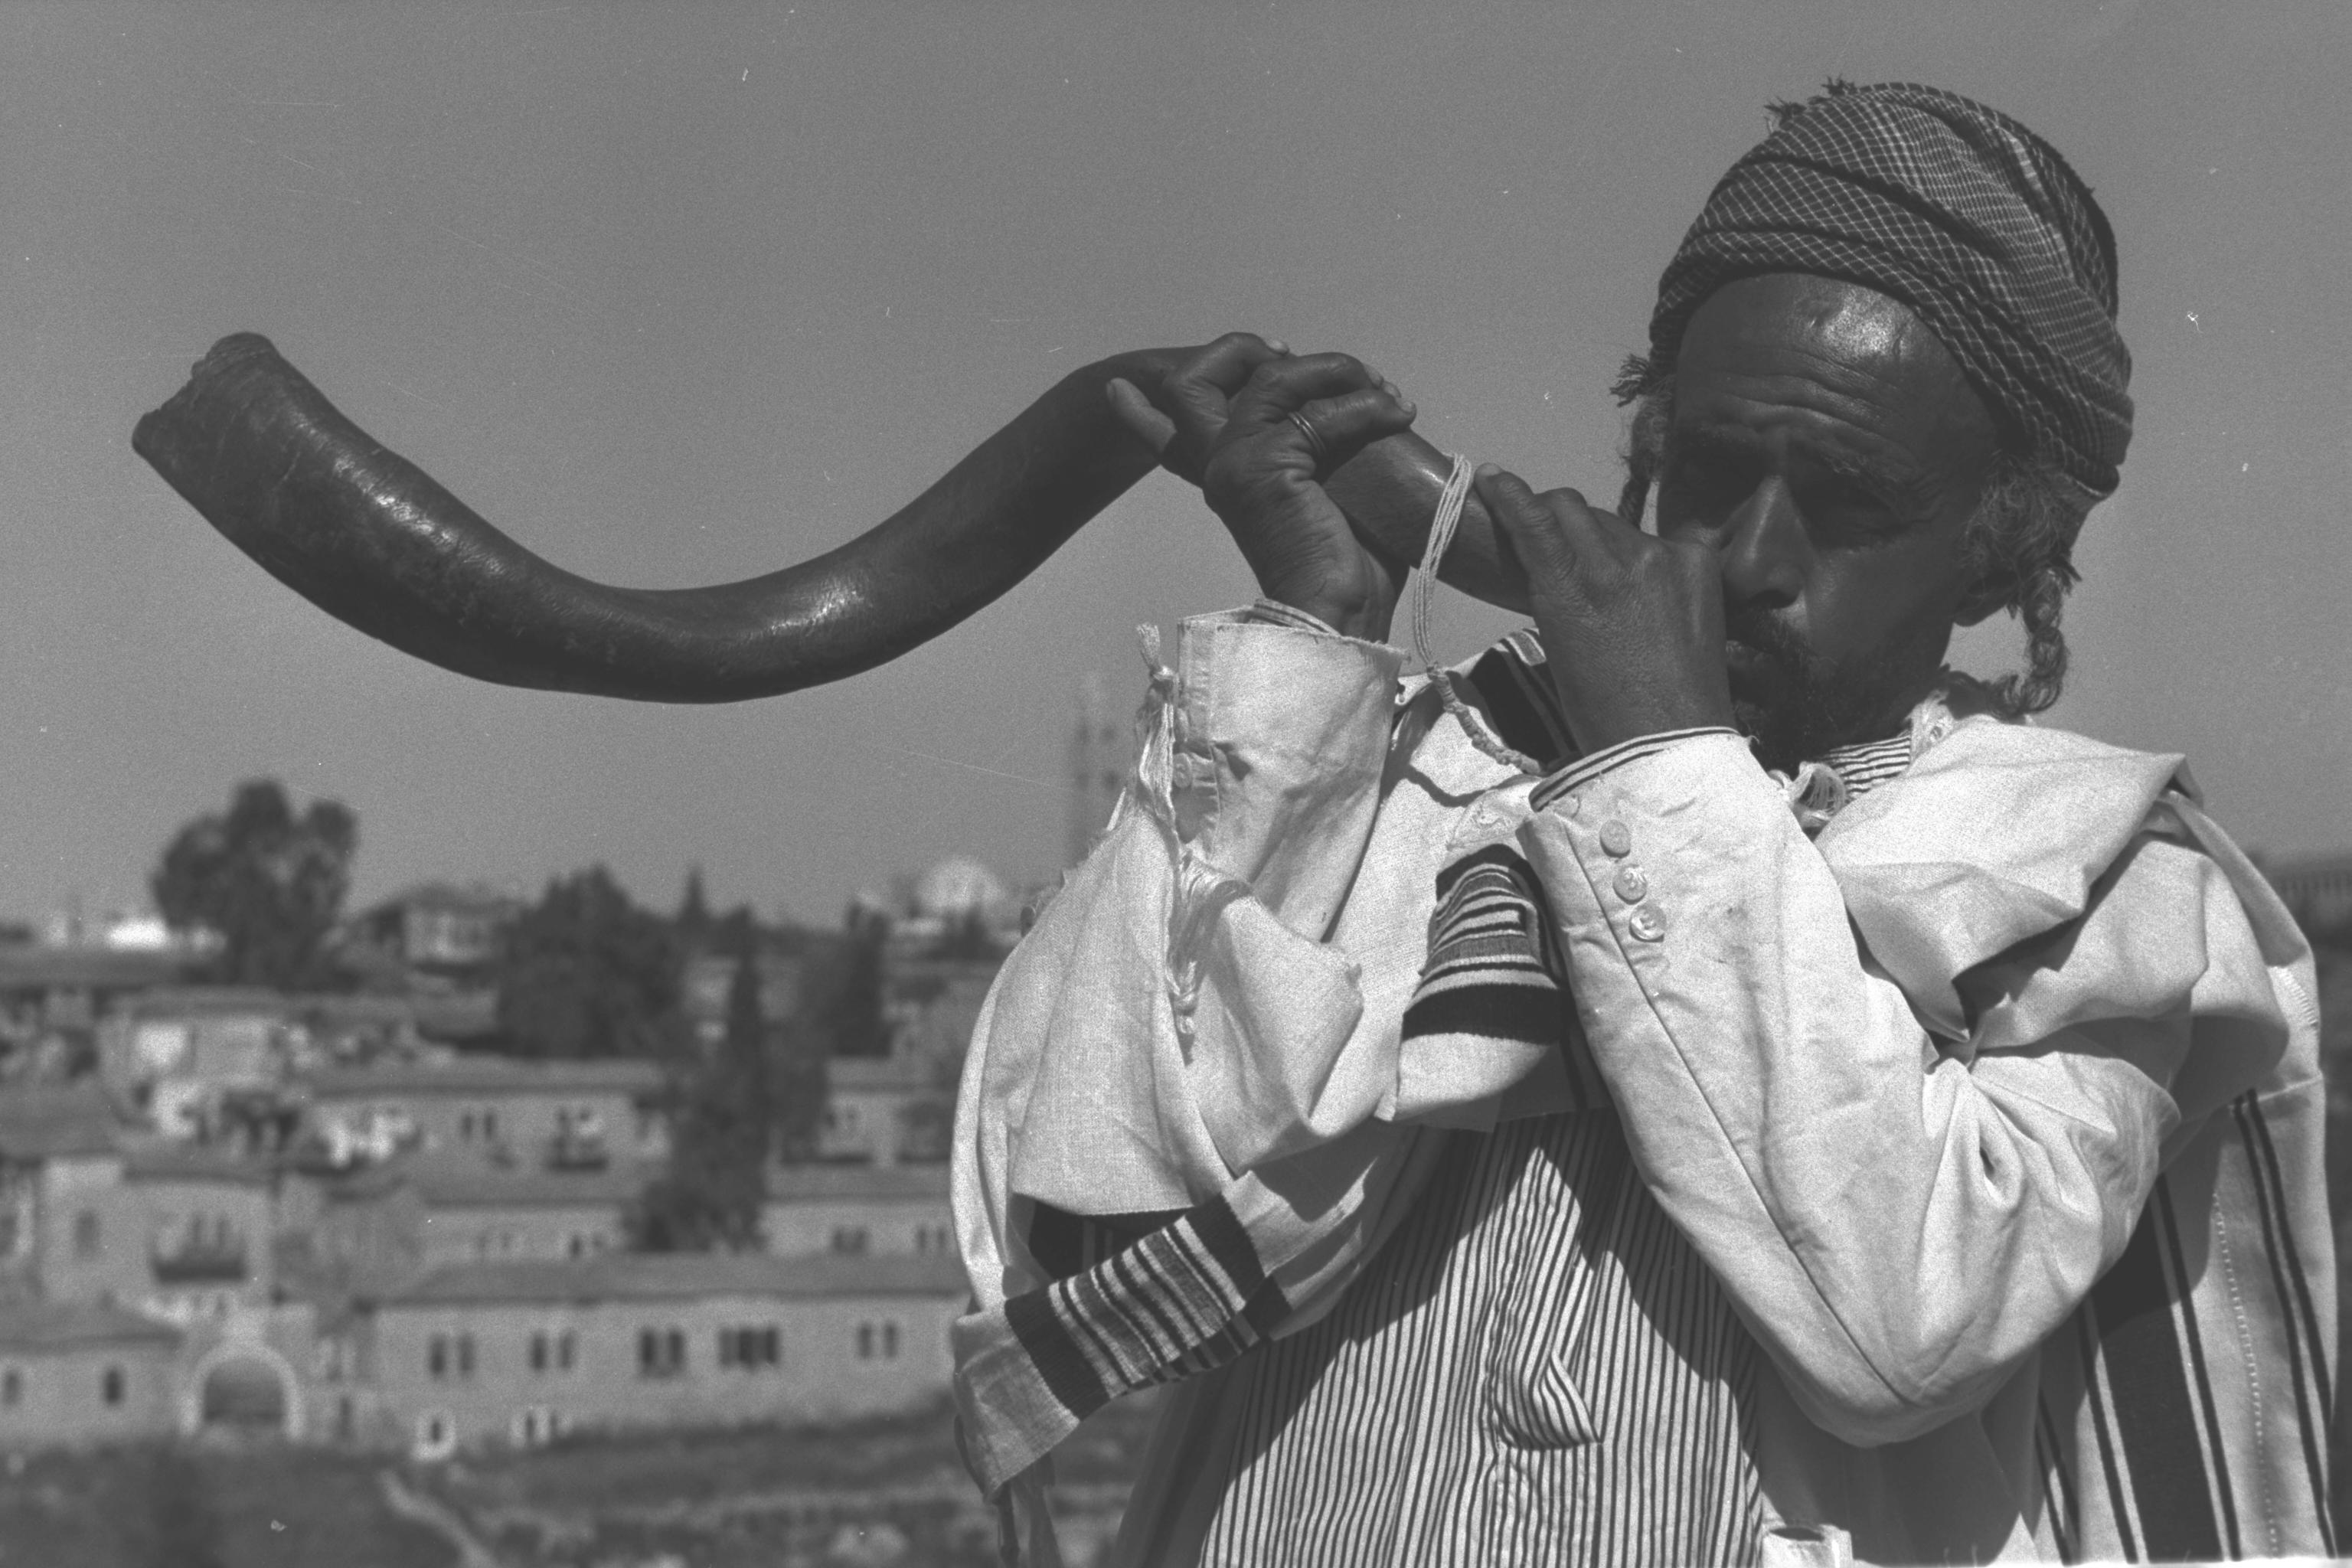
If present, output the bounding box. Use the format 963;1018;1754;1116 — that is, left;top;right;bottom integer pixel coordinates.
1628;81;2132;504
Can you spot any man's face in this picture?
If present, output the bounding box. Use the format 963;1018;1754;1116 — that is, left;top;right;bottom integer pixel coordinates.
1652;273;2001;770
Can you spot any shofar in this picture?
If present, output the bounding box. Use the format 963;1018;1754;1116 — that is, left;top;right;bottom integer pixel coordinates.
132;333;1525;703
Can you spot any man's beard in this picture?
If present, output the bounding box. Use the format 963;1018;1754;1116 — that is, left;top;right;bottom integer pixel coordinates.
1724;609;1939;773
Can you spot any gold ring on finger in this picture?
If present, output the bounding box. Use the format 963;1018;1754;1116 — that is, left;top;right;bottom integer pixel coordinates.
1288;410;1328;467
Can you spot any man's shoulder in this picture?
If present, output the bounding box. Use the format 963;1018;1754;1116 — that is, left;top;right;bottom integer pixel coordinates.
1831;713;2190;856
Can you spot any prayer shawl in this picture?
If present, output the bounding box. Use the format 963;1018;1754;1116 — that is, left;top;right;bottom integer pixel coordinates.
1625;80;2133;503
950;627;2330;1564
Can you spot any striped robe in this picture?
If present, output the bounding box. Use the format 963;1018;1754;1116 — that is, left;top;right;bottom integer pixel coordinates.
959;620;2334;1565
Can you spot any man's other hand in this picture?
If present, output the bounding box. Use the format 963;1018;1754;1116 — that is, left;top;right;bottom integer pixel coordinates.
1109;333;1416;642
1477;465;1735;755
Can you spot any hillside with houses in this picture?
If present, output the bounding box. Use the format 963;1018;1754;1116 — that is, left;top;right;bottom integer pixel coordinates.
0;850;1070;1563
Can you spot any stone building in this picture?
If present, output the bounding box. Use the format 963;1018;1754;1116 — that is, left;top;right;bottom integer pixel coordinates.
339;882;521;988
2260;850;2352;938
97;988;292;1142
762;1163;953;1258
0;1301;179;1448
0;1083;279;1317
407;1165;646;1265
0;1041;975;1459
345;1252;966;1457
819;1056;952;1168
296;1055;668;1174
1067;672;1129;868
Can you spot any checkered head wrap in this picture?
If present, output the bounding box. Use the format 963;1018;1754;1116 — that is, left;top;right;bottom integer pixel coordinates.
1623;81;2132;503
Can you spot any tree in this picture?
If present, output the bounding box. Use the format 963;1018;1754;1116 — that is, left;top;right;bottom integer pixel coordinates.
151;780;358;990
495;867;683;1059
675;864;711;938
633;911;771;1250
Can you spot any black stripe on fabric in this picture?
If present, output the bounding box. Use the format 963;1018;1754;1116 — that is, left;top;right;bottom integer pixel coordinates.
2239;1092;2334;1424
1240;1279;1290;1337
2154;1178;2240;1557
2088;1191;2223;1561
1402;982;1568;1048
2233;1095;2337;1551
2037;1397;2077;1563
1025;1202;1090;1282
1433;841;1528;900
1187;1195;1266;1302
2076;1306;2139;1562
1004;1283;1109;1423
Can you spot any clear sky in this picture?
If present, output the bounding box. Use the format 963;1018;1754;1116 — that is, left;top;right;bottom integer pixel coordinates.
2;1;2344;928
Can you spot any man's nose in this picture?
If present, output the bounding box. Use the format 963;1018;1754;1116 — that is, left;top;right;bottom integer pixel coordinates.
1715;479;1808;612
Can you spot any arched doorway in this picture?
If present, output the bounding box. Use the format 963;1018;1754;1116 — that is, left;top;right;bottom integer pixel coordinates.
182;1344;302;1440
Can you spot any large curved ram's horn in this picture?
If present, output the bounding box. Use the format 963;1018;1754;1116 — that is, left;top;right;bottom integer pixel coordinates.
132;333;1518;704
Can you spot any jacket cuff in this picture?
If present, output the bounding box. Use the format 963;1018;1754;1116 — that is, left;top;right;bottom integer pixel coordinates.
1527;726;1743;813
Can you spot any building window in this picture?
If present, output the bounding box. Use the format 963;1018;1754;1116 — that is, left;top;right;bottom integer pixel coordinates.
858;1321;901;1361
829;1225;870;1256
716;1325;780;1370
637;1326;685;1378
856;1323;873;1360
100;1364;125;1406
73;1209;100;1258
511;1406;559;1447
883;1321;900;1358
1;1365;20;1406
914;1223;953;1254
430;1333;478;1380
531;1326;577;1375
415;1410;455;1461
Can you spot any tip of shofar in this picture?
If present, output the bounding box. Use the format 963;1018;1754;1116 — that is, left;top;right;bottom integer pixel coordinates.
189;331;283;378
130;332;286;466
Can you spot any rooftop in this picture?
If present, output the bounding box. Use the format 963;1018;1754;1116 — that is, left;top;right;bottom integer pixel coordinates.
409;1162;657;1208
764;1162;949;1202
367;881;524;916
2258;850;2352;893
0;946;186;992
299;1054;665;1099
827;1056;942;1093
121;1141;276;1187
0;1301;180;1352
372;1250;968;1308
116;985;289;1021
0;1082;124;1160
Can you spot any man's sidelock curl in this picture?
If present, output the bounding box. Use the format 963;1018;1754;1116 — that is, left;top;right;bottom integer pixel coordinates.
949;83;2334;1566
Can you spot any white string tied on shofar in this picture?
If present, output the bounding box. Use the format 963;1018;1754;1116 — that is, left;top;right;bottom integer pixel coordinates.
1414;454;1546;776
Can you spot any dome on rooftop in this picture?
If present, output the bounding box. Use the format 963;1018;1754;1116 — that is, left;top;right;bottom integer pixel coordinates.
913;855;1008;920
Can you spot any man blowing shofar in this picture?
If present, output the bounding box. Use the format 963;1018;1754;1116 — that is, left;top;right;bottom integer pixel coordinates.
949;82;2334;1566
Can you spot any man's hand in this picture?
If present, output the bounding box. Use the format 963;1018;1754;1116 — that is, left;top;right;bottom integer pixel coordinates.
1109;333;1417;641
1476;465;1734;755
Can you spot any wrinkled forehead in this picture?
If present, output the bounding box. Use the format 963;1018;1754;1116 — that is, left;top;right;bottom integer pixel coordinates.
1670;273;1999;486
1679;275;1945;385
